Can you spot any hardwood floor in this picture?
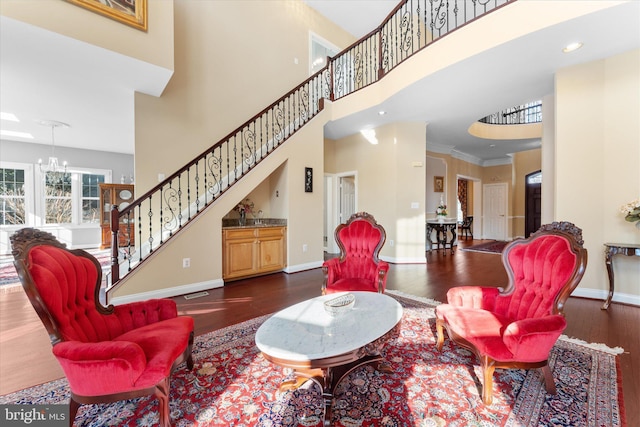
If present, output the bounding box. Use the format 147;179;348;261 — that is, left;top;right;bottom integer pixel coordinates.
0;239;637;425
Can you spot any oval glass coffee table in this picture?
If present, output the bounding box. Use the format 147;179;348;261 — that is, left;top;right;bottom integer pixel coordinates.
255;291;403;426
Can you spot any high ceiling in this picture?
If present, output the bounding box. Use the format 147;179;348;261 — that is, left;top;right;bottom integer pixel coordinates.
305;0;640;163
1;1;639;163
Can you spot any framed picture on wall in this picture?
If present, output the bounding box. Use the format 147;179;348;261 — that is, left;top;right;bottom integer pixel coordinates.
434;176;444;192
67;0;148;31
305;167;313;193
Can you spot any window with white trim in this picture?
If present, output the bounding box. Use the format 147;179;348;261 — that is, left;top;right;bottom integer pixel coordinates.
0;167;26;225
309;32;340;75
81;174;104;224
44;171;72;224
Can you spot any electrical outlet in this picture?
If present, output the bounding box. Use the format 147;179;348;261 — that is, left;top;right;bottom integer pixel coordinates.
390;239;394;247
302;244;308;253
182;258;190;268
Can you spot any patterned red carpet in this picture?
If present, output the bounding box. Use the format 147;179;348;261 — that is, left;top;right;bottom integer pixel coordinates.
0;292;625;426
461;240;509;254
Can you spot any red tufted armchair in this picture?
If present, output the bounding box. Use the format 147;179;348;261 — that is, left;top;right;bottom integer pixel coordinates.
10;228;194;427
435;221;587;405
322;212;389;294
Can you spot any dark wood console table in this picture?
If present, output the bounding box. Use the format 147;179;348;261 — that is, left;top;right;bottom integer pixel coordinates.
603;242;640;310
426;220;457;255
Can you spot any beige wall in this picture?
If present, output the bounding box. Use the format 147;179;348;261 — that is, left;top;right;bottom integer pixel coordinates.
426;156;448;216
325;122;427;262
134;0;354;195
556;48;640;301
426;151;487;234
1;0;174;71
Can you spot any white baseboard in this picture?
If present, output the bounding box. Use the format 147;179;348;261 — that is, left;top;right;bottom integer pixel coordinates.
284;260;324;273
571;287;640;307
109;279;224;305
381;255;427;264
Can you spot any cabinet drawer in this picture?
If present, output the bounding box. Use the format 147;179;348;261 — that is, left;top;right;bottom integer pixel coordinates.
224;228;257;240
257;227;285;238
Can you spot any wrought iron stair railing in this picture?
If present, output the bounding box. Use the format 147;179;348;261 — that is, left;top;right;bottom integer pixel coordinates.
107;0;514;292
479;100;542;125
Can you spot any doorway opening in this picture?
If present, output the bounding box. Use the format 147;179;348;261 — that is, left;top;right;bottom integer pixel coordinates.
456;175;482;239
323;172;357;253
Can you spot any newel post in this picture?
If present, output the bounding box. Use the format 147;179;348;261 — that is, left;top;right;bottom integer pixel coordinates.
110;205;120;283
328;56;335;101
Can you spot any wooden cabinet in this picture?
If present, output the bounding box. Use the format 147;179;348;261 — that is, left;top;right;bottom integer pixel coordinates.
99;183;135;249
223;226;286;281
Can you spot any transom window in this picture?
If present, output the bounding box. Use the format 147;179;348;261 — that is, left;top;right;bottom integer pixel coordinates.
527;171;542;184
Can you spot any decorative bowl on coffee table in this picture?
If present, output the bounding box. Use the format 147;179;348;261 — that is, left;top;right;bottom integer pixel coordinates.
324;293;355;317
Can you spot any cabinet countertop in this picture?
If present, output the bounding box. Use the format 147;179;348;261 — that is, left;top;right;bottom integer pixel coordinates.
222;219;287;230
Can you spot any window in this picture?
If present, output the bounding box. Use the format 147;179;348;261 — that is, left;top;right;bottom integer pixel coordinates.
0;167;26;225
0;161;110;228
81;174;105;223
44;171;72;224
309;32;340;75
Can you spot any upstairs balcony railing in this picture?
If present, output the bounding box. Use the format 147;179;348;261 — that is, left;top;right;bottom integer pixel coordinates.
108;0;514;292
479;100;542;125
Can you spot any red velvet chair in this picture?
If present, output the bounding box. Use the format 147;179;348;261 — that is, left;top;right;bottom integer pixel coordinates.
10;228;194;427
322;212;389;294
435;221;587;405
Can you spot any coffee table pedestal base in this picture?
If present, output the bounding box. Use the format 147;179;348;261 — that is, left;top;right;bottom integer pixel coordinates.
279;354;390;426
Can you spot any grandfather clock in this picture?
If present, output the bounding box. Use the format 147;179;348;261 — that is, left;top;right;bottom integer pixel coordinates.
99;183;135;249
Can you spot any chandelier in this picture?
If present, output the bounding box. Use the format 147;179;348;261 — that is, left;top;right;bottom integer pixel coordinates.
37;120;70;174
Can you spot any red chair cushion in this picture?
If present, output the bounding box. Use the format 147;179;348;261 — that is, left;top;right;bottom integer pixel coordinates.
324;277;380;294
437;304;566;362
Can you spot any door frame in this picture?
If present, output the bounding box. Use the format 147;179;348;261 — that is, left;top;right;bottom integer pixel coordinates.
456;174;482;239
323;171;357;253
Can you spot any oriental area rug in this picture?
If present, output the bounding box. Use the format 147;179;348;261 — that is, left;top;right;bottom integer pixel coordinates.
461;240;509;254
0;292;626;427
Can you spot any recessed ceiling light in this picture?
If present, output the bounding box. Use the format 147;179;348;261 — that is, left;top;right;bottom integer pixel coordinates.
1;129;34;139
378;111;386;115
562;42;583;53
489;144;496;148
360;129;378;145
1;112;19;122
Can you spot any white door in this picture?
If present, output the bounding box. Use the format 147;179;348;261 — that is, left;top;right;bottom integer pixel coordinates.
339;176;356;224
482;183;508;240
